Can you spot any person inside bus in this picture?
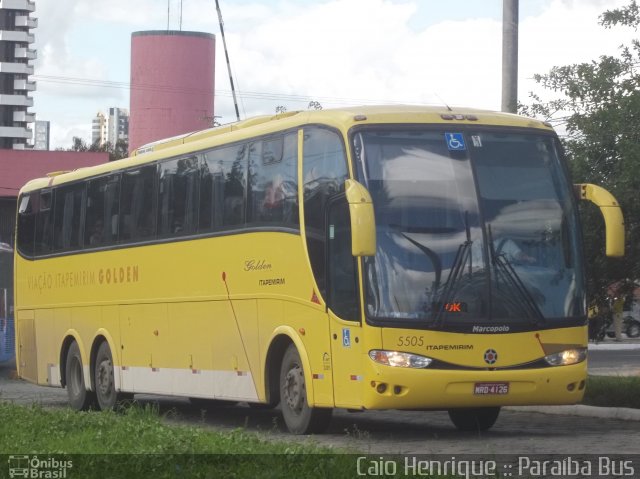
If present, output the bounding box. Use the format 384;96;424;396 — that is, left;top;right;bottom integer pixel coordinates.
89;219;104;245
495;238;536;265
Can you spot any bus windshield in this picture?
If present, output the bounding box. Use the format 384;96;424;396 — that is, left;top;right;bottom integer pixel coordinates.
353;128;585;330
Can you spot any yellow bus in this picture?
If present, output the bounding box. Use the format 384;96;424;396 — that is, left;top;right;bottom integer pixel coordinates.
14;106;624;434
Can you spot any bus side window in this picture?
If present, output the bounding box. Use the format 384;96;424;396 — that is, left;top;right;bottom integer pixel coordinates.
17;193;36;257
119;165;157;242
158;156;199;237
85;174;120;247
52;183;85;252
200;143;247;232
199;154;224;232
302;127;349;298
34;190;53;256
247;133;299;228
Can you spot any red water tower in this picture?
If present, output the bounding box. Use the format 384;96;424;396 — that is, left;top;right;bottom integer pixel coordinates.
129;30;215;153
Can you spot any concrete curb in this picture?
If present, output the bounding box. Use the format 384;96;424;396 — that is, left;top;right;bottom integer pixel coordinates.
506;405;640;421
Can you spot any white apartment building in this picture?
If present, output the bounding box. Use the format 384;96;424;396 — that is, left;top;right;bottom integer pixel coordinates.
92;107;129;147
0;0;37;150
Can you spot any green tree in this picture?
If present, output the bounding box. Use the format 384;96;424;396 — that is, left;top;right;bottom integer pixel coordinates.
58;137;129;162
520;1;640;304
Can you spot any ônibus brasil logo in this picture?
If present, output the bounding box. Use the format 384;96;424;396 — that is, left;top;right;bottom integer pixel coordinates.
8;455;72;478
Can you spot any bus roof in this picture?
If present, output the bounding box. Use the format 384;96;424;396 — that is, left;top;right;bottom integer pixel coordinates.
18;105;553;194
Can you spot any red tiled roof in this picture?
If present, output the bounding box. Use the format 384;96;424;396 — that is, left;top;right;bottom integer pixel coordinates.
0;150;108;198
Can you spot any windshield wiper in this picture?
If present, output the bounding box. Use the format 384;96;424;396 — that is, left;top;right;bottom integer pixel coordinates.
432;212;473;327
487;225;545;325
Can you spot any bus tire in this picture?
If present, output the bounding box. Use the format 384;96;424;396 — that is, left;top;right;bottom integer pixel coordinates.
448;407;501;431
65;341;96;411
280;344;332;434
94;341;119;410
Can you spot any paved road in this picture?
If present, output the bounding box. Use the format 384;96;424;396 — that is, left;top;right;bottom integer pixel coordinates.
588;342;640;376
1;345;640;456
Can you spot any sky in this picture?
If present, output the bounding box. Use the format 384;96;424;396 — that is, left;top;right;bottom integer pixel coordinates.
30;0;638;150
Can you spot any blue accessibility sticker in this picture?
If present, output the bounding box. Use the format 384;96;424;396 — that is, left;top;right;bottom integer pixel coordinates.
342;328;351;348
445;132;466;151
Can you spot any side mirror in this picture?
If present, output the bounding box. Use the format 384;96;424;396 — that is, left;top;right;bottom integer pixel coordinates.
344;179;376;256
574;183;625;257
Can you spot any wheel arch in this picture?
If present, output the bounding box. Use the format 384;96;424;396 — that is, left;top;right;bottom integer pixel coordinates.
264;327;315;406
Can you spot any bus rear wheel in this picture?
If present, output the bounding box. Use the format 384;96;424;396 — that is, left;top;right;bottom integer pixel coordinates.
94;342;122;410
448;407;501;431
280;344;332;434
65;341;96;411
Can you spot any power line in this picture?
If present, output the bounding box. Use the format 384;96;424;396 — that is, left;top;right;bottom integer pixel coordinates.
32;74;430;106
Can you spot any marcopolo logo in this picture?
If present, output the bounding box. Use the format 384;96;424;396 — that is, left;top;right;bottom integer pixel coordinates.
483;349;499;365
8;455;72;479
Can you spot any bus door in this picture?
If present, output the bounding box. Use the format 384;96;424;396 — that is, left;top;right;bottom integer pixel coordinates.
326;197;363;408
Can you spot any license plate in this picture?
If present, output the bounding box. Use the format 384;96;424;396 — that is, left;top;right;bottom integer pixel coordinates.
474;382;509;395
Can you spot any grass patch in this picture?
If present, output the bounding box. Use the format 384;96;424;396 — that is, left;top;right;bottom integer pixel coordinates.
583;375;640;409
0;402;379;479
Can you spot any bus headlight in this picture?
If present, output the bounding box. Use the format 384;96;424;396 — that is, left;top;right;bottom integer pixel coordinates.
369;350;433;368
544;348;587;366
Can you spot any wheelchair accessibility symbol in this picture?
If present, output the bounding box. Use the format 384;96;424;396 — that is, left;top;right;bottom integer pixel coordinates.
445;133;466;151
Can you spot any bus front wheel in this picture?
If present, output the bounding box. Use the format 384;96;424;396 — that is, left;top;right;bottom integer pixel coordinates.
280;344;332;434
94;342;121;410
448;407;501;431
65;341;96;411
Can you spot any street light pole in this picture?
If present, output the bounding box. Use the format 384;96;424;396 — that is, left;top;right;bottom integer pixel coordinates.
502;0;519;113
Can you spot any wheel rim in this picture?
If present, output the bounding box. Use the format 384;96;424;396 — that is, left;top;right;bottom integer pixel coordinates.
283;364;304;415
97;357;113;398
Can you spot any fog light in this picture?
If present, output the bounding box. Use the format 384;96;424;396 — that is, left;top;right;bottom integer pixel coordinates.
376;383;387;394
567;383;576;392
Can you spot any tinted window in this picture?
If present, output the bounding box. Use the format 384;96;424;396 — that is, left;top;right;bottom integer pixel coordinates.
34;190;54;256
85;175;120;247
327;197;358;320
199;144;247;231
247;134;298;227
302;127;349;297
17;193;36;256
52;183;84;251
158;156;199;237
119;165;157;242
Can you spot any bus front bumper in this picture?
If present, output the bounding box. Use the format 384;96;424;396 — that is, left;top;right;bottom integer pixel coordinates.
360;360;587;410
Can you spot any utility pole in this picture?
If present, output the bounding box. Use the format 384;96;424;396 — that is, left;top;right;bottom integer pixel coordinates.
215;0;241;122
502;0;518;113
180;0;183;31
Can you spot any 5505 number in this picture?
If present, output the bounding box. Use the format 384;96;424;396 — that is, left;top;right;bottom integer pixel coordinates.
397;336;424;347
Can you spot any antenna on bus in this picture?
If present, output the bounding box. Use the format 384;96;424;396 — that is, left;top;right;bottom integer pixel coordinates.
434;92;453;112
167;0;170;30
215;0;241;122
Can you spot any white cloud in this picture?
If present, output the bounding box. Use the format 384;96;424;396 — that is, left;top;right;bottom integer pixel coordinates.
73;0;163;26
519;0;637;102
50;123;91;151
31;0;638;147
